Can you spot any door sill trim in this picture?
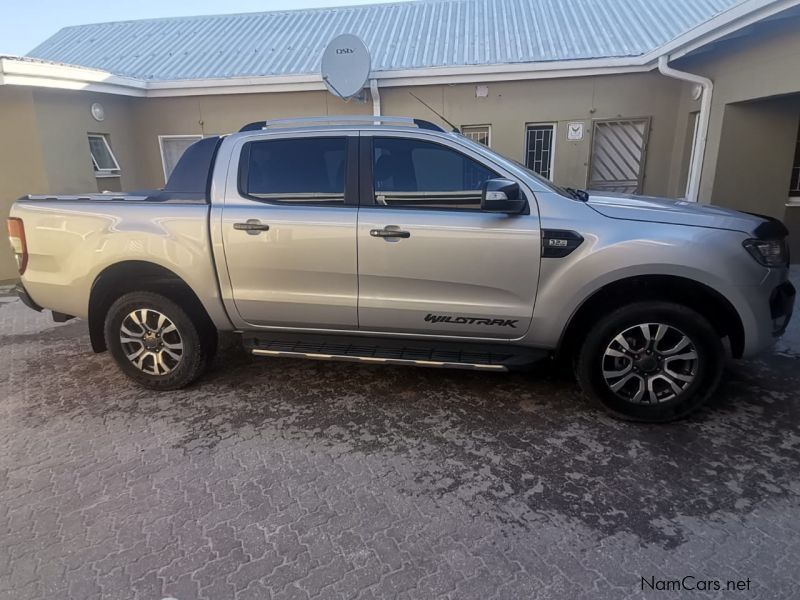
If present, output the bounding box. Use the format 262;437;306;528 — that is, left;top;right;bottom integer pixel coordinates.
235;323;526;343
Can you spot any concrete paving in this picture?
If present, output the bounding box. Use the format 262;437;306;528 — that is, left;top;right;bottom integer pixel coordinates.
1;276;799;600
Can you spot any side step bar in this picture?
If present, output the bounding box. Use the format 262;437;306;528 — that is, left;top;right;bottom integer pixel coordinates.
243;332;547;372
251;348;508;371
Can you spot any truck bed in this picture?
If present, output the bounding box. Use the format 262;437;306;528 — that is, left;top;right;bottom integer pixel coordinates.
23;191;207;204
9;196;227;328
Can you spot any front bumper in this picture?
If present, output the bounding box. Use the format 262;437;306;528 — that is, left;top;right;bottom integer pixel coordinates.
734;267;795;357
15;282;42;312
769;280;795;336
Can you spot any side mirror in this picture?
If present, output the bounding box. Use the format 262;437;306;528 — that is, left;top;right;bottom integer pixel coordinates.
481;178;526;214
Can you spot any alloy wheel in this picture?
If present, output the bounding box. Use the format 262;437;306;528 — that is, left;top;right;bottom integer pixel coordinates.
119;308;184;375
601;323;699;404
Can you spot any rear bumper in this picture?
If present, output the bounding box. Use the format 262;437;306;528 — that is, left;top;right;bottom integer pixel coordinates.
15;282;42;312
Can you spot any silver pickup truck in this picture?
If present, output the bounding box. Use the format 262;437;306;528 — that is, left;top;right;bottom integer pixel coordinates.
7;116;795;422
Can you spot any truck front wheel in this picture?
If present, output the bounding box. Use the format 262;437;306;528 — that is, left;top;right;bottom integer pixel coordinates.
104;291;212;390
575;301;724;422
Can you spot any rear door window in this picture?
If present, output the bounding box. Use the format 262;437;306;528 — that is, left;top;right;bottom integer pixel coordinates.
241;137;347;204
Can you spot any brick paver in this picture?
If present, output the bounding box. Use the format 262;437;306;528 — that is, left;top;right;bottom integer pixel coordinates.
1;286;798;599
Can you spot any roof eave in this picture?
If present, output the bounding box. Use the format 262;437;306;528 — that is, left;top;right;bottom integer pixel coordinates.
1;55;657;98
0;57;146;96
146;58;655;97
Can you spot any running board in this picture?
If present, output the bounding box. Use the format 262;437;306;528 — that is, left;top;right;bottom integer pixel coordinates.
251;348;508;371
243;332;546;372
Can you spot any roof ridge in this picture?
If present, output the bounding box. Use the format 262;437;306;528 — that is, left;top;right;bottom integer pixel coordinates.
53;0;431;30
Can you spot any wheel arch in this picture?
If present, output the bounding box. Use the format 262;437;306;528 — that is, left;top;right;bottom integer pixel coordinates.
558;274;745;362
88;260;216;353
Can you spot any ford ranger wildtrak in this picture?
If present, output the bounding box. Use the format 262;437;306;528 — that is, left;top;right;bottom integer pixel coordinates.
8;116;795;422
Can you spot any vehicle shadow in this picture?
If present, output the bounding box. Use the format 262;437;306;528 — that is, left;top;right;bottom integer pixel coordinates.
10;323;800;549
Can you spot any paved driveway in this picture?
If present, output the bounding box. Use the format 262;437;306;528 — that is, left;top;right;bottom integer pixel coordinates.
1;284;799;600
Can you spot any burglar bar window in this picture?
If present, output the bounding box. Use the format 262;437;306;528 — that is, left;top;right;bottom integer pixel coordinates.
790;121;800;198
88;134;121;176
525;124;555;180
461;125;491;147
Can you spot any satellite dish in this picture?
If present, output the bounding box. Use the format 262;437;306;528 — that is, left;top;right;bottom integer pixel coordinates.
321;34;371;100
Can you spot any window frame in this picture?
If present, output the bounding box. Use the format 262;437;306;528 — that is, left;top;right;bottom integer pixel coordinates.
159;134;203;183
88;133;121;178
360;133;526;214
236;135;358;207
461;124;492;147
523;123;557;182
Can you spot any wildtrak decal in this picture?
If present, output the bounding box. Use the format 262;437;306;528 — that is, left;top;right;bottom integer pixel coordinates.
425;314;518;328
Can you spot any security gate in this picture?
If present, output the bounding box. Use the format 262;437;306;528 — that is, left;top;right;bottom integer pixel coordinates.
588;118;651;193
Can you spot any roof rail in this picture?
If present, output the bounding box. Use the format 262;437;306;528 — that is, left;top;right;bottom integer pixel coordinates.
239;115;447;133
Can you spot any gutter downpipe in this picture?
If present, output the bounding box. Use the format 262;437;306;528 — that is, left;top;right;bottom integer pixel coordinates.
657;55;713;203
370;79;381;123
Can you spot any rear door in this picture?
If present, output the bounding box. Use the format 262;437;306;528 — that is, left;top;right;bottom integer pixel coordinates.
356;133;541;339
220;132;359;329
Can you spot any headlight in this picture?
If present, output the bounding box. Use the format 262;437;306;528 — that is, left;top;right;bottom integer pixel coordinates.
742;238;788;267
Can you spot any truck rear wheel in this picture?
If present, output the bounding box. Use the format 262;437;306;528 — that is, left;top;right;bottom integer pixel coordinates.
575;301;724;422
104;291;212;390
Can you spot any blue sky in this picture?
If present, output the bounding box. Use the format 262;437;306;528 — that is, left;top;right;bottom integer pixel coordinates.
3;0;408;56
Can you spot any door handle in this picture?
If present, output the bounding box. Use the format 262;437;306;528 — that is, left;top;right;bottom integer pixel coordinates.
370;227;410;239
234;219;270;235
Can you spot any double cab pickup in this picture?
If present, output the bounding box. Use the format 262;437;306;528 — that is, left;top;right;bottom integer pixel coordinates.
8;116;795;422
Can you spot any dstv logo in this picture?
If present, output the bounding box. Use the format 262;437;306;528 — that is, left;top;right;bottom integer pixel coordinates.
336;47;355;55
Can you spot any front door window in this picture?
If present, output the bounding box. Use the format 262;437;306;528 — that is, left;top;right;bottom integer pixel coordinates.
372;137;498;210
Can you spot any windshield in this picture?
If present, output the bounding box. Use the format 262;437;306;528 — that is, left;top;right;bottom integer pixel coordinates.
454;133;575;199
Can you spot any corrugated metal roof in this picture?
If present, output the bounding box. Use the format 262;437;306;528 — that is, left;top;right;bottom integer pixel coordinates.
27;0;742;82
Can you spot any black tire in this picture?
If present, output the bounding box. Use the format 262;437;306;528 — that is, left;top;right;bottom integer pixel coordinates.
575;301;724;422
104;291;212;390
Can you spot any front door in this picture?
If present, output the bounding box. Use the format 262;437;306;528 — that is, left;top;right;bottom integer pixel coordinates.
357;134;540;339
221;133;359;329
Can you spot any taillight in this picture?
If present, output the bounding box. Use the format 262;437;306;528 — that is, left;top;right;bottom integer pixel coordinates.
6;217;28;275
